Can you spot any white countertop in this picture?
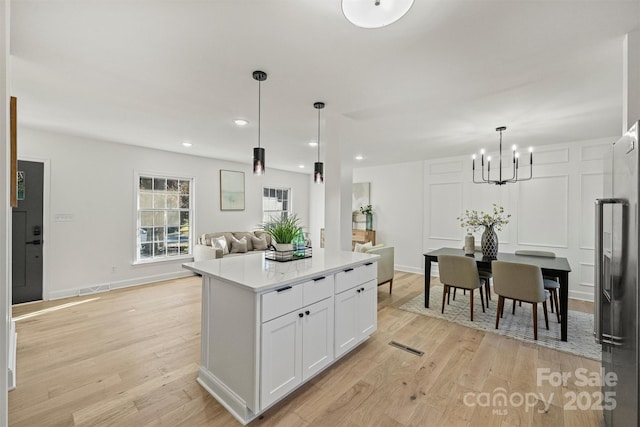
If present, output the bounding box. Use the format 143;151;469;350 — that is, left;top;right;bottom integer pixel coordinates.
182;249;379;293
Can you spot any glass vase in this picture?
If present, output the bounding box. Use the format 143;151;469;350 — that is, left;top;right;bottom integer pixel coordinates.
365;213;373;231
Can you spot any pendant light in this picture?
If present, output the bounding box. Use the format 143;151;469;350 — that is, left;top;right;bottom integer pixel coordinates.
252;70;267;175
472;126;533;185
313;102;325;184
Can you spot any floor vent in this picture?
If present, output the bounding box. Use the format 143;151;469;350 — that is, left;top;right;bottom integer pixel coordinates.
388;341;424;356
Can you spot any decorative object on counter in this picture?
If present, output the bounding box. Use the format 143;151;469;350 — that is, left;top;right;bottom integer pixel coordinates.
458;204;510;259
260;213;304;253
252;70;267;175
464;233;475;255
265;246;312;262
313;101;325;184
472;126;533;185
360;204;373;231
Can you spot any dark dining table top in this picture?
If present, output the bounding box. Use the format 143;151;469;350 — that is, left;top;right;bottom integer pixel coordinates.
424;247;571;272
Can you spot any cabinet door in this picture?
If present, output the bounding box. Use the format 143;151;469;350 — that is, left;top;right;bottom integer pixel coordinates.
334;288;358;358
261;311;302;409
302;298;334;381
358;280;377;338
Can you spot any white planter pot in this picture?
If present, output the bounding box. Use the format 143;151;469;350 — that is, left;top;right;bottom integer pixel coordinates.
273;243;293;252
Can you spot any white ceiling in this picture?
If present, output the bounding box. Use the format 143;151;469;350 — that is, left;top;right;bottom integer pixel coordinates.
9;0;640;173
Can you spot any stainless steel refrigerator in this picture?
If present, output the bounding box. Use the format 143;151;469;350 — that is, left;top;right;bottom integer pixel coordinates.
595;120;639;427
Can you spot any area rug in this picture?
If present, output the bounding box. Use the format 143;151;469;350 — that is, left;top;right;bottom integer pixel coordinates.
399;286;601;361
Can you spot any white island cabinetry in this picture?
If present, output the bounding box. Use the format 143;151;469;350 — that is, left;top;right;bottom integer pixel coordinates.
182;250;378;425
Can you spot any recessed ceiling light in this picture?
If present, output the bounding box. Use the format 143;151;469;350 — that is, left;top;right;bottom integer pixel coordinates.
355;155;364;160
308;141;318;147
182;141;192;147
298;164;305;169
234;119;249;126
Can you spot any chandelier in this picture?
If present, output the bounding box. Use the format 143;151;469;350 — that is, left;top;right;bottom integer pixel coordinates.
472;126;533;185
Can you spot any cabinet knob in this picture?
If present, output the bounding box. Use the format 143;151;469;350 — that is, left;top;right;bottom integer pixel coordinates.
305;310;310;315
299;313;304;318
356;289;361;293
360;287;365;292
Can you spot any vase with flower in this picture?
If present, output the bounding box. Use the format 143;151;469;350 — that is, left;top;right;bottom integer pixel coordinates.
457;204;511;259
359;204;373;231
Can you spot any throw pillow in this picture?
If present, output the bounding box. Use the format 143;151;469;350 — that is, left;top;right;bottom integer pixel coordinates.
213;236;229;255
354;241;373;253
251;235;269;251
230;236;248;253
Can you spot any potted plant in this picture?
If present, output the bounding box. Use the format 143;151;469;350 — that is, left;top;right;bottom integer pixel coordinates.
457;204;510;258
359;204;373;231
260;213;303;252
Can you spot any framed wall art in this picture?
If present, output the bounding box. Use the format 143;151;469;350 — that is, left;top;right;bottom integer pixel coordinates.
220;169;245;211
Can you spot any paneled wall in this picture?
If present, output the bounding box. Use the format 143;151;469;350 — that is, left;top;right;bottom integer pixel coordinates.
423;138;610;301
354;137;612;301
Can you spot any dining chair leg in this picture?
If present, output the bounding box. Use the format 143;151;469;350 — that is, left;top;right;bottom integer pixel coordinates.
532;303;538;340
512;299;516;315
484;280;491;305
452;287;456;301
470;289;474;321
389;279;393;294
479;287;486;313
543;301;549;330
552;289;560;323
496;296;504;329
442;285;448;314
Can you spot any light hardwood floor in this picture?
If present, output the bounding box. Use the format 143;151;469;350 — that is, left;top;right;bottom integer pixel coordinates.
10;272;602;426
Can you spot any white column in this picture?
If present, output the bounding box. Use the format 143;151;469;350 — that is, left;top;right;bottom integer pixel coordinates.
0;0;11;424
623;30;640;132
324;112;354;252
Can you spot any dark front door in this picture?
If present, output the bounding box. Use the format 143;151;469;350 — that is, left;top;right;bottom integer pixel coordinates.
12;160;44;304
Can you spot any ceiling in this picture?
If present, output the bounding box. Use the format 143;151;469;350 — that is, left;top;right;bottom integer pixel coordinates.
9;0;640;173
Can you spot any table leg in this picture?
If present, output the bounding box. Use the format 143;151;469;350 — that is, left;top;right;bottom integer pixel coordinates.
558;271;569;342
424;255;432;308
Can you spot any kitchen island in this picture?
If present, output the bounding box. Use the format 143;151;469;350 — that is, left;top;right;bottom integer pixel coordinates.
182;249;379;425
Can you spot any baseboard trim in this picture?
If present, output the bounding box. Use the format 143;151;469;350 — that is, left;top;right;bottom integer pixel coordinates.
8;320;16;391
394;264;423;275
46;270;196;300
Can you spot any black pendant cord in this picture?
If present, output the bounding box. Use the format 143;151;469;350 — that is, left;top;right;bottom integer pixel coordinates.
317;107;321;161
258;79;261;150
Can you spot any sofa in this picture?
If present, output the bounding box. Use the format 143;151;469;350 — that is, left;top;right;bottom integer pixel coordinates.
193;231;273;262
355;243;395;293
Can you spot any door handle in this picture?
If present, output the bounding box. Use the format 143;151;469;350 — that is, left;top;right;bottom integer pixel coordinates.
25;239;41;245
594;198;627;344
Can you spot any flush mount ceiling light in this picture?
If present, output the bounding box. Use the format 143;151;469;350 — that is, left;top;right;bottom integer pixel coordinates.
472;126;533;185
252;70;267;175
308;141;318;147
342;0;415;29
313;102;325;184
181;141;192;147
234;119;249;126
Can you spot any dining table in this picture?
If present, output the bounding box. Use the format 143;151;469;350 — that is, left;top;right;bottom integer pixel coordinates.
423;248;572;342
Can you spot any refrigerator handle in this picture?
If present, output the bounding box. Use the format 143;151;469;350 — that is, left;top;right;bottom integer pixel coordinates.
594;198;627;344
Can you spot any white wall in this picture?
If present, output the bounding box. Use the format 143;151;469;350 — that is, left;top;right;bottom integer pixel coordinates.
1;0;10;423
354;137;612;301
18;126;311;299
353;161;424;273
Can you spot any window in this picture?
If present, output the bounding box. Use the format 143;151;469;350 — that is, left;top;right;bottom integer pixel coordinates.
262;187;290;223
136;174;193;262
